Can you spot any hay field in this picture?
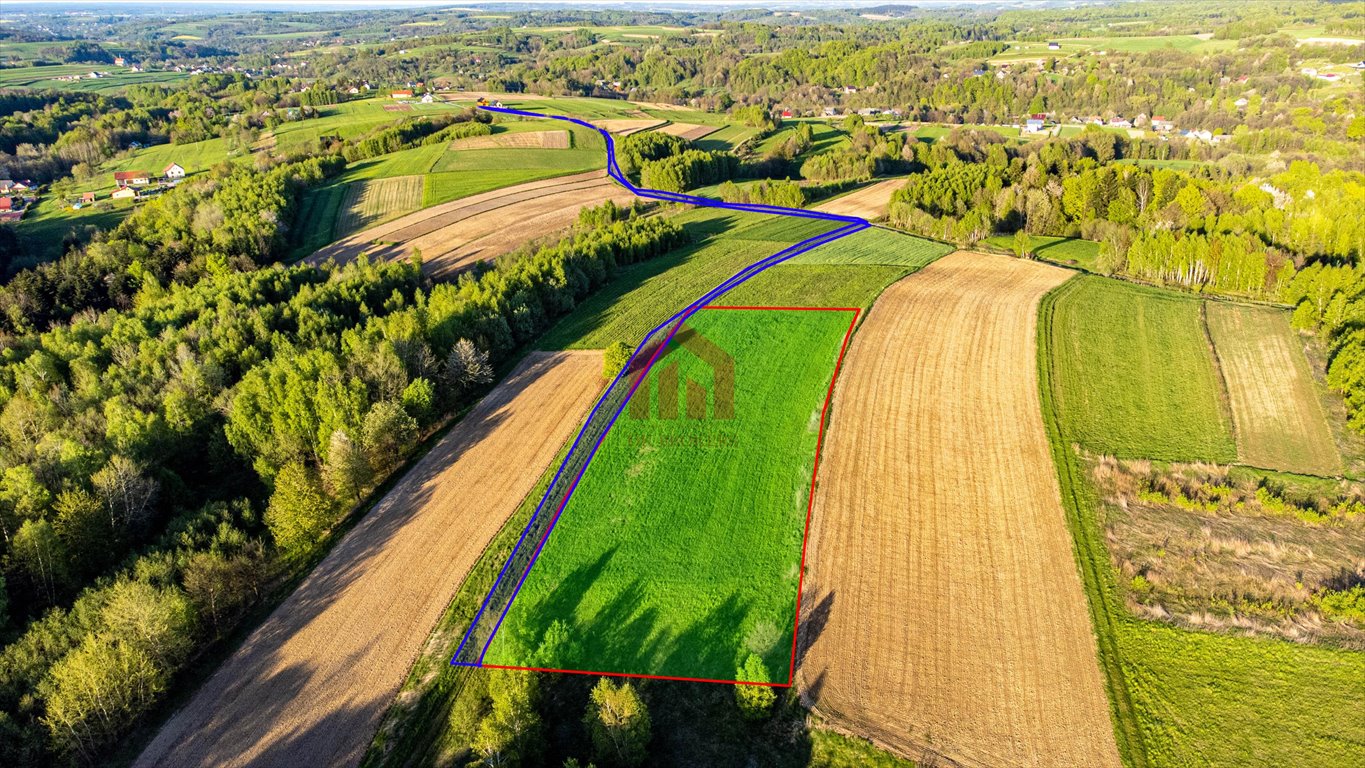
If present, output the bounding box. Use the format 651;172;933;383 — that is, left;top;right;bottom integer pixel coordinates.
308;171;638;275
797;251;1121;768
485;309;855;682
449;129;571;150
1206;303;1341;475
333;175;425;238
1047;276;1237;463
592;118;667;135
655;121;719;141
134;351;603;768
810;178;905;220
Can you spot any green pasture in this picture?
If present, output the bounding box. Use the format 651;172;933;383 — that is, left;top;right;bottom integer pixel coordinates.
1046;276;1236;462
1038;281;1365;768
540;209;837;350
984;234;1100;270
485;307;853;681
788;226;952;268
695;124;761;152
0;65;187;92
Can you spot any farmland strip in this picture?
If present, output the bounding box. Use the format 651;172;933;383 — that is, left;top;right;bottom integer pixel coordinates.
797;251;1121;768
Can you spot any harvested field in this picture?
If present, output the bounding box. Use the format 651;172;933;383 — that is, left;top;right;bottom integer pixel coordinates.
810;178;904;220
1206;302;1341;476
592;118;667;135
449;129;571;150
334;175;424;238
798;251;1121;768
308;171;639;276
655;121;718;141
134;351;603;768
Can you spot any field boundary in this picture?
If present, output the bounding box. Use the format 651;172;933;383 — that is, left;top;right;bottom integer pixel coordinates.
449;106;871;676
482;304;860;687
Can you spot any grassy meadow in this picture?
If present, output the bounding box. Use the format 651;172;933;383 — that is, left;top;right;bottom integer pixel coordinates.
984;234;1101;270
1038;280;1365;768
788;226;953;267
484;308;854;681
1047;276;1236;463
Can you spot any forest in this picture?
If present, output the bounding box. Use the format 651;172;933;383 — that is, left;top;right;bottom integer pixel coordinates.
0;0;1361;764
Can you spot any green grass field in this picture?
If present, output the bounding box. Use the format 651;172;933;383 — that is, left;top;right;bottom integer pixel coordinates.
287;184;345;259
1047;276;1236;462
11;196;132;270
333;175;424;237
695;124;761;152
788;226;953;267
0;64;187;91
484;307;853;681
984;234;1101;270
538;210;841;350
1038;282;1365;768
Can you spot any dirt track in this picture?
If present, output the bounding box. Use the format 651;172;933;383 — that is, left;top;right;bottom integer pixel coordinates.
797;251;1121;768
307;171;638;276
811;177;904;220
134;351;603;768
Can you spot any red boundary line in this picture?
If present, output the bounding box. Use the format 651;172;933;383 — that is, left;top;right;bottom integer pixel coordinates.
485;305;862;688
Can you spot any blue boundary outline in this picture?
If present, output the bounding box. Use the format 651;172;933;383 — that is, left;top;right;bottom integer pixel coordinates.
450;105;871;668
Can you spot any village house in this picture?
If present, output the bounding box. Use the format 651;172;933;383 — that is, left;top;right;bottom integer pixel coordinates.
111;186;137;200
1024;113;1047;133
391;89;413;99
1108;116;1133;128
420;93;435;104
1047;41;1061;50
114;171;152;188
114;56;126;67
81;192;98;204
1151;116;1173;132
163;163;186;180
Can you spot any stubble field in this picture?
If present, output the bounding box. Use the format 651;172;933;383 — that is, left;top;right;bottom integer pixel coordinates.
134;352;603;768
307;171;637;275
797;251;1121;768
1205;302;1341;475
809;178;905;220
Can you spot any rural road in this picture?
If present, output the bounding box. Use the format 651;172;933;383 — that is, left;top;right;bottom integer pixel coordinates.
134;351;603;768
798;252;1122;768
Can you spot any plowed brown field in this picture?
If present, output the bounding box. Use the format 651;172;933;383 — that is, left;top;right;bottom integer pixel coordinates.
134;351;603;768
811;177;904;220
797;251;1120;768
307;171;638;276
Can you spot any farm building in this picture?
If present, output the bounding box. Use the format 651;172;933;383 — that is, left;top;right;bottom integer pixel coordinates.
115;171;152;188
1024;114;1047;133
163;163;186;180
1152;116;1173;132
81;192;97;204
1048;41;1061;50
391;90;414;99
111;187;137;199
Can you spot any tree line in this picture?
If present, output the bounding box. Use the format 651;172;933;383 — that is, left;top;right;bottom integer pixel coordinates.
0;205;685;766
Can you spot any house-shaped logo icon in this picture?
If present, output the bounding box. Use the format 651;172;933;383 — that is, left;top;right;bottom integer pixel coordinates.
629;326;735;420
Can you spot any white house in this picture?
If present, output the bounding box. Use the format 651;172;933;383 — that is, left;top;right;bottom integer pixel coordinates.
420;93;435;104
1047;42;1061;51
163;163;186;180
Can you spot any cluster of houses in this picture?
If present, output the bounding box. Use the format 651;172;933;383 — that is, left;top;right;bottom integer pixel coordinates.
390;89;437;104
0;179;37;223
73;163;185;208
